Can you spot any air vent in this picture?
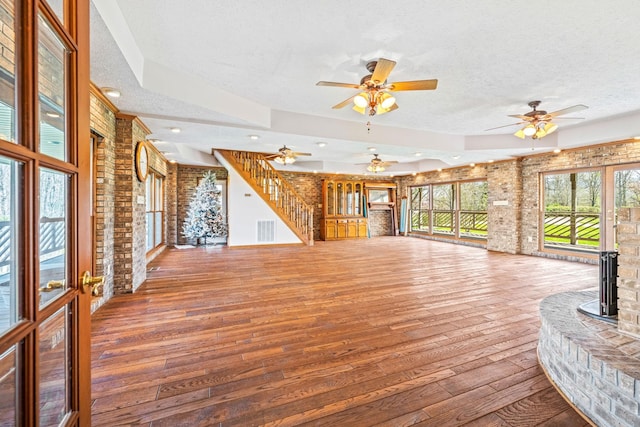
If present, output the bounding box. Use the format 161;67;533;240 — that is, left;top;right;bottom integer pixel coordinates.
257;220;275;242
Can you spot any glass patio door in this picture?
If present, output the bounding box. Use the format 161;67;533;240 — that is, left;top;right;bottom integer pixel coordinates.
0;1;92;425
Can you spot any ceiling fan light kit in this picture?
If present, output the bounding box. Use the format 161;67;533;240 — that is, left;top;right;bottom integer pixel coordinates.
265;145;312;165
487;100;588;140
317;57;437;117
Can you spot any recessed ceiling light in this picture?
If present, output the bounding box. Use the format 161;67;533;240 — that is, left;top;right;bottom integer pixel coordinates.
170;127;181;133
101;87;121;98
317;142;327;147
414;152;422;157
412;172;417;176
452;155;460;160
470;163;476;167
553;148;562;153
249;135;260;140
488;159;494;163
169;159;177;164
633;136;640;140
368;147;377;152
437;168;442;172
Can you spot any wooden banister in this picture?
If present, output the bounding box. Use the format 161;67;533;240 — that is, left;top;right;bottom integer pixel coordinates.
216;150;314;245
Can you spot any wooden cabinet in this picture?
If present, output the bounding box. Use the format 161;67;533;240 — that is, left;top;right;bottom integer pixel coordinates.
321;179;368;240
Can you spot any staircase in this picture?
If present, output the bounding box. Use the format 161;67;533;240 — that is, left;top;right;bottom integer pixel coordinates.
216;150;314;246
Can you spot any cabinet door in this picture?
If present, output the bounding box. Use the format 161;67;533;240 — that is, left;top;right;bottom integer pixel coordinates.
326;182;334;216
325;220;337;240
347;219;358;237
337;220;347;238
355;183;362;215
336;183;344;215
358;220;368;237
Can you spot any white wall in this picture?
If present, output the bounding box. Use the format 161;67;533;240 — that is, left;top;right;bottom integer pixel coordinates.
215;152;301;247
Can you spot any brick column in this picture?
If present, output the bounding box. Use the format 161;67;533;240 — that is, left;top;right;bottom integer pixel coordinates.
616;207;640;337
486;159;522;253
113;114;148;293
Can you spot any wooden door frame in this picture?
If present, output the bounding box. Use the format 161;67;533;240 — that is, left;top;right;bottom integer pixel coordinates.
73;0;92;424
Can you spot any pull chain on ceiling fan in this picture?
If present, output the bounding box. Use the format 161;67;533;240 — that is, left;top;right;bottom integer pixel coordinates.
317;58;438;117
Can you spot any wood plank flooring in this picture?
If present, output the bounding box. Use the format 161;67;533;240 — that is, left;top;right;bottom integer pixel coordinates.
91;237;597;426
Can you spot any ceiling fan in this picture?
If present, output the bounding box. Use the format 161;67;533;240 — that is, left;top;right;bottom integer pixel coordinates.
317;58;438;116
357;154;398;173
486;100;588;139
264;145;311;165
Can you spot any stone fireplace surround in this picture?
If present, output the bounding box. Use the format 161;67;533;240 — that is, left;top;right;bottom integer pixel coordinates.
538;208;640;426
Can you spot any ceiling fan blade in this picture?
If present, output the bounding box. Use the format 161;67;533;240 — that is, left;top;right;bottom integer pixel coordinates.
552;116;586;120
371;58;396;84
292;152;312;157
332;95;357;109
387;79;438;91
485;122;525;131
380;161;399;165
548;104;588;117
316;81;361;89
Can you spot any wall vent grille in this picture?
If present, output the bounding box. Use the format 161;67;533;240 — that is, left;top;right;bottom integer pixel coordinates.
257;220;276;242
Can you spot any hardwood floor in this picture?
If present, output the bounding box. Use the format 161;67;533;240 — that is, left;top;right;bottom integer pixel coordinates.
91;237;597;426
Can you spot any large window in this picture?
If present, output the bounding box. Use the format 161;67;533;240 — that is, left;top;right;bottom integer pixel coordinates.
146;172;164;252
459;181;488;238
543;171;601;252
410;185;430;231
409;180;487;240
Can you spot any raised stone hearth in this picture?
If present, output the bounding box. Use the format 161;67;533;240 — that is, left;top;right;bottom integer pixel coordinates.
539;291;640;426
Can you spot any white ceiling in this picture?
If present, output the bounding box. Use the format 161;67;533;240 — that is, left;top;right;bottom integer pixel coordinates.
89;0;640;175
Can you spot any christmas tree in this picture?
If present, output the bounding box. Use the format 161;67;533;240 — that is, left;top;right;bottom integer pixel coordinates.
182;171;227;244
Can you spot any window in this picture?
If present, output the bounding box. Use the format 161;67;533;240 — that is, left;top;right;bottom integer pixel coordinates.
410;185;430;232
432;184;456;236
409;180;488;240
145;172;164;251
543;171;601;252
459;181;488;239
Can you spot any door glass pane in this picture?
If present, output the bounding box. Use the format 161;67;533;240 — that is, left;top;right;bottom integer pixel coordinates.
0;344;19;426
46;0;64;24
346;183;353;215
38;13;67;161
543;171;601;251
39;168;68;308
459;181;488;239
146;212;153;251
155;212;162;247
432;184;455;235
326;182;334;215
0;0;16;143
614;168;640;248
39;306;70;426
0;157;21;334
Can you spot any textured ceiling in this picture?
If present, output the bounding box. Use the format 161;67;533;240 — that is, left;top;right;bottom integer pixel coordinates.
89;0;640;175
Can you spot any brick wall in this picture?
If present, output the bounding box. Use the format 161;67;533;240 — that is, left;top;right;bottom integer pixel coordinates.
89;93;116;303
131;122;148;292
280;172;394;240
165;162;178;246
486;159;522;254
617;207;640;337
176;166;228;245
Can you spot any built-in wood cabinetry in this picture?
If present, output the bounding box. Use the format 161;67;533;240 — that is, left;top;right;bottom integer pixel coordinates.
321;180;368;240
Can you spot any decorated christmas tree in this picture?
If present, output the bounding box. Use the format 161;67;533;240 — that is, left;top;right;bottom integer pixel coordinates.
182;171;227;244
